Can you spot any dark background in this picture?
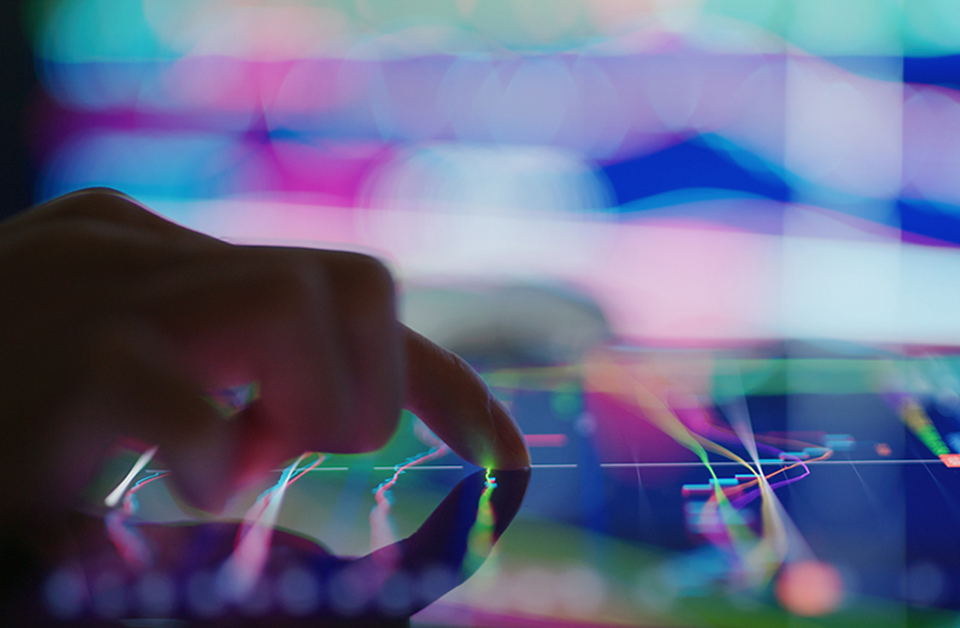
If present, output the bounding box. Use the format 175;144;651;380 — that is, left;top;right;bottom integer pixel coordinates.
1;2;38;220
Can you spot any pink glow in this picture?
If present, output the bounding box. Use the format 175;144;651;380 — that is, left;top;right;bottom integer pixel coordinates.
583;220;780;341
191;201;365;249
524;434;569;447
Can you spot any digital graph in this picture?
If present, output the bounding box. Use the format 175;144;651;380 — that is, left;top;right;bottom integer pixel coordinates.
31;348;960;626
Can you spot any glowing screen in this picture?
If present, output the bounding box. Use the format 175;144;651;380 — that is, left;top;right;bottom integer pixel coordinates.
19;1;960;626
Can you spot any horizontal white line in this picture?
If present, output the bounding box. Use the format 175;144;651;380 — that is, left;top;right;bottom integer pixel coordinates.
372;465;465;471
774;458;944;466
143;458;950;476
600;459;946;468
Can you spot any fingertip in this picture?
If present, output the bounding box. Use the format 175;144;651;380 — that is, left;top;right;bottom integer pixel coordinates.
489;399;532;471
403;326;531;471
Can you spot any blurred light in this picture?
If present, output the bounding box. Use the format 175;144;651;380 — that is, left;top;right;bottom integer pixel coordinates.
508;568;558;615
781;234;901;342
699;0;780;39
136;571;177;617
557;566;607;617
38;0;165;63
159;56;260;112
775;560;844;617
902;561;945;606
368;58;457;141
785;55;903;199
150;4;349;60
416;565;458;606
90;571;127;619
633;567;679;613
903;0;960;56
41;131;275;201
903;86;960;206
32;0;960;64
328;566;373;616
376;573;414;616
788;0;902;56
364;143;612;214
493;58;577;145
587;0;658;35
512;0;584;44
276;565;322;615
233;574;274;617
186;570;225;617
899;244;960;345
44;566;86;619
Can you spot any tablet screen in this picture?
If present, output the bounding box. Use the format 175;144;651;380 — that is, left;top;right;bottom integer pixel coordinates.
20;1;960;625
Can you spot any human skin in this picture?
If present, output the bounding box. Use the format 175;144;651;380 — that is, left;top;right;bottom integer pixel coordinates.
0;188;530;541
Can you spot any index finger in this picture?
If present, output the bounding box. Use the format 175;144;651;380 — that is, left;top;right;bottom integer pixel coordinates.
402;325;530;470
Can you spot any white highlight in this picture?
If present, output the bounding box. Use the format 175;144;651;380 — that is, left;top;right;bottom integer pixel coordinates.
104;445;158;508
218;454;309;601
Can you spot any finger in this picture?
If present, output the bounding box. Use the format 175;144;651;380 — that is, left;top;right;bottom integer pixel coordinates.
84;320;237;513
5;188;222;247
229;249;402;481
133;249;354;485
313;250;402;450
403;325;530;470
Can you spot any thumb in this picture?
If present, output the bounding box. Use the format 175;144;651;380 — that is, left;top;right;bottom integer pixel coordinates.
86;322;237;513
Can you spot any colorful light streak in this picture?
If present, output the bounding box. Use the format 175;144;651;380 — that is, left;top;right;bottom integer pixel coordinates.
219;451;324;600
104;445;158;508
898;397;951;457
464;469;498;577
104;445;327;596
25;0;960;352
105;469;170;569
592;359;775;583
370;444;450;551
577;354;842;593
78;350;960;623
30;1;960;62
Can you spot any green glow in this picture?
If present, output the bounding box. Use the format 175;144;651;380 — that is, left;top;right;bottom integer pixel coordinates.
26;0;960;60
464;469;498;576
550;384;581;420
901;400;951;457
702;0;785;35
787;0;903;56
36;0;169;62
903;0;960;56
712;358;892;398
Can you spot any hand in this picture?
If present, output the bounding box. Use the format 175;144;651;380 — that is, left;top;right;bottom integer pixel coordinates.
0;188;529;531
13;469;530;624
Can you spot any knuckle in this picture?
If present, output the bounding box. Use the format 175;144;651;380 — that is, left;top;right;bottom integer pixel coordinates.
339;252;396;302
72;186;131;200
357;254;395;293
262;257;324;314
59;187;145;223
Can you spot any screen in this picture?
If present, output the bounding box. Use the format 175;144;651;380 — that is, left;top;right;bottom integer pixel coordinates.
19;1;960;625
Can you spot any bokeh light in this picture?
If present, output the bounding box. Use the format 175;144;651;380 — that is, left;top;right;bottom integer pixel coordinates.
775;560;845;617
